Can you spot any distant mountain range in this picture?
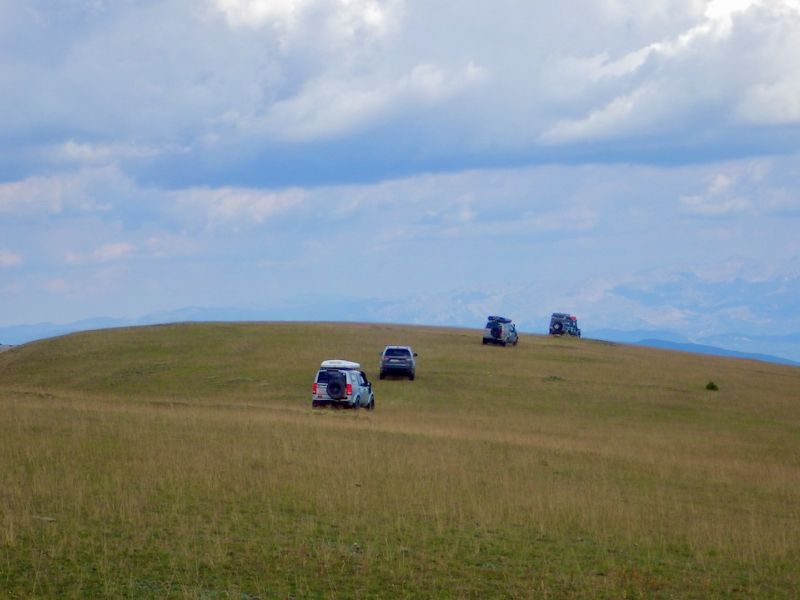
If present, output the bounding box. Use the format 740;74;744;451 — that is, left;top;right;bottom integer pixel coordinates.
588;328;800;366
634;339;798;367
2;307;798;367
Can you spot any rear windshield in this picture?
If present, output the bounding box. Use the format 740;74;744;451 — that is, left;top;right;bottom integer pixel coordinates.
485;321;501;328
316;370;345;383
384;348;411;357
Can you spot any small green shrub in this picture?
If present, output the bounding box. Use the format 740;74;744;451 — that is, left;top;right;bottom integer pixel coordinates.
706;380;719;391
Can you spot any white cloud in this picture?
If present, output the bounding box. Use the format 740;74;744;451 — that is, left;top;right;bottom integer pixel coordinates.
255;61;487;141
0;167;129;217
214;0;311;28
737;80;800;125
680;173;751;217
66;242;137;265
92;242;136;262
170;186;306;228
212;0;403;38
540;85;662;144
0;176;69;216
48;141;183;166
0;250;22;267
539;0;800;144
1;0;798;176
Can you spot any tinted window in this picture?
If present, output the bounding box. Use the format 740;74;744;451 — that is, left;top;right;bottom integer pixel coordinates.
385;348;411;357
316;370;345;383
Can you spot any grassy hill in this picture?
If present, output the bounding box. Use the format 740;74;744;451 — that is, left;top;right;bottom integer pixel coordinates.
1;322;799;598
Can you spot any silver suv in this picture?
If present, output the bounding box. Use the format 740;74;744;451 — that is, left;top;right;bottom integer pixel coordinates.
379;346;417;380
482;316;519;346
311;360;375;409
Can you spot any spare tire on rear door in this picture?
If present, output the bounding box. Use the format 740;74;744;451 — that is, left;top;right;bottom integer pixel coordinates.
552;321;563;333
491;324;503;339
326;372;347;400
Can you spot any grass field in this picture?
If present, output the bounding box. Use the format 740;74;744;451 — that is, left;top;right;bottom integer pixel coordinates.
1;322;799;598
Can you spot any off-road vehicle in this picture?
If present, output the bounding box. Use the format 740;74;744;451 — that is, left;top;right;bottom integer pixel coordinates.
482;316;519;346
549;313;581;337
379;345;418;380
311;360;375;409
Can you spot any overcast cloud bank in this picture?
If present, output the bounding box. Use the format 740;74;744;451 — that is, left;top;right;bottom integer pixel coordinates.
1;0;799;360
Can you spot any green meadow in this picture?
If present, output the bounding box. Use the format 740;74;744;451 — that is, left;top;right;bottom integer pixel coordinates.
1;322;799;598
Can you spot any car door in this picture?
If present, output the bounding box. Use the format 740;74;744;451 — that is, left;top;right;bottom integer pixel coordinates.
348;371;360;406
358;371;371;405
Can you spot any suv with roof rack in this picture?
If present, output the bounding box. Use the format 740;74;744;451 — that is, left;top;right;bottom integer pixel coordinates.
549;313;581;337
311;360;375;409
482;316;518;346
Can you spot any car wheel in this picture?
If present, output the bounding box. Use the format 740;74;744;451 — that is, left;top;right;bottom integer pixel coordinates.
409;372;415;381
368;397;375;410
379;372;386;380
482;339;488;345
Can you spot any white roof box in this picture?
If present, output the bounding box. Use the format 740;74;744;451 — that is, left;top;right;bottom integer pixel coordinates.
320;359;361;370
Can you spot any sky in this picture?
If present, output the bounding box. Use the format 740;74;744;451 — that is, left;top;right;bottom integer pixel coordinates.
2;0;800;341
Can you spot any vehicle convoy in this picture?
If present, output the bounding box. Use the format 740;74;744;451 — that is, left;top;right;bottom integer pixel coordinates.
311;360;375;409
482;316;519;346
549;313;581;337
379;345;418;380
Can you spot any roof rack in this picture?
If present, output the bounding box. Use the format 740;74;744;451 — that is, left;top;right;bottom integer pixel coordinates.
487;316;512;323
320;359;361;370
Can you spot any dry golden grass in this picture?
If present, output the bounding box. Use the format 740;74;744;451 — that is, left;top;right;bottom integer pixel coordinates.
1;322;799;598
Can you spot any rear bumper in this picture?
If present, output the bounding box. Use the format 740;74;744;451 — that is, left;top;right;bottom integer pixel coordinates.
381;363;413;374
312;399;357;408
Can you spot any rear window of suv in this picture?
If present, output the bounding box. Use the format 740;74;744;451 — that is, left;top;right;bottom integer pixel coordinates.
384;348;411;357
316;370;345;383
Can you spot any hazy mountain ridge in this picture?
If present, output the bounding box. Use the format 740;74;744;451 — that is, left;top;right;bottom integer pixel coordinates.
633;339;799;367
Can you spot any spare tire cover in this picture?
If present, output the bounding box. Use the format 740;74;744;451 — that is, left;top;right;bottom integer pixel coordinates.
552;322;563;332
491;325;502;339
326;373;346;399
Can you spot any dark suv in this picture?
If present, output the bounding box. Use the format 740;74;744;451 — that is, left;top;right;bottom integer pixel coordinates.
482;316;519;346
549;313;581;337
379;346;417;380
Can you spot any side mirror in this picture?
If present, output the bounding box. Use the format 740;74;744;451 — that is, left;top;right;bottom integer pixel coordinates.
414;353;418;357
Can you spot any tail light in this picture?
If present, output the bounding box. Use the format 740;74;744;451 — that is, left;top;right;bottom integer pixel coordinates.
346;383;353;396
312;383;318;394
